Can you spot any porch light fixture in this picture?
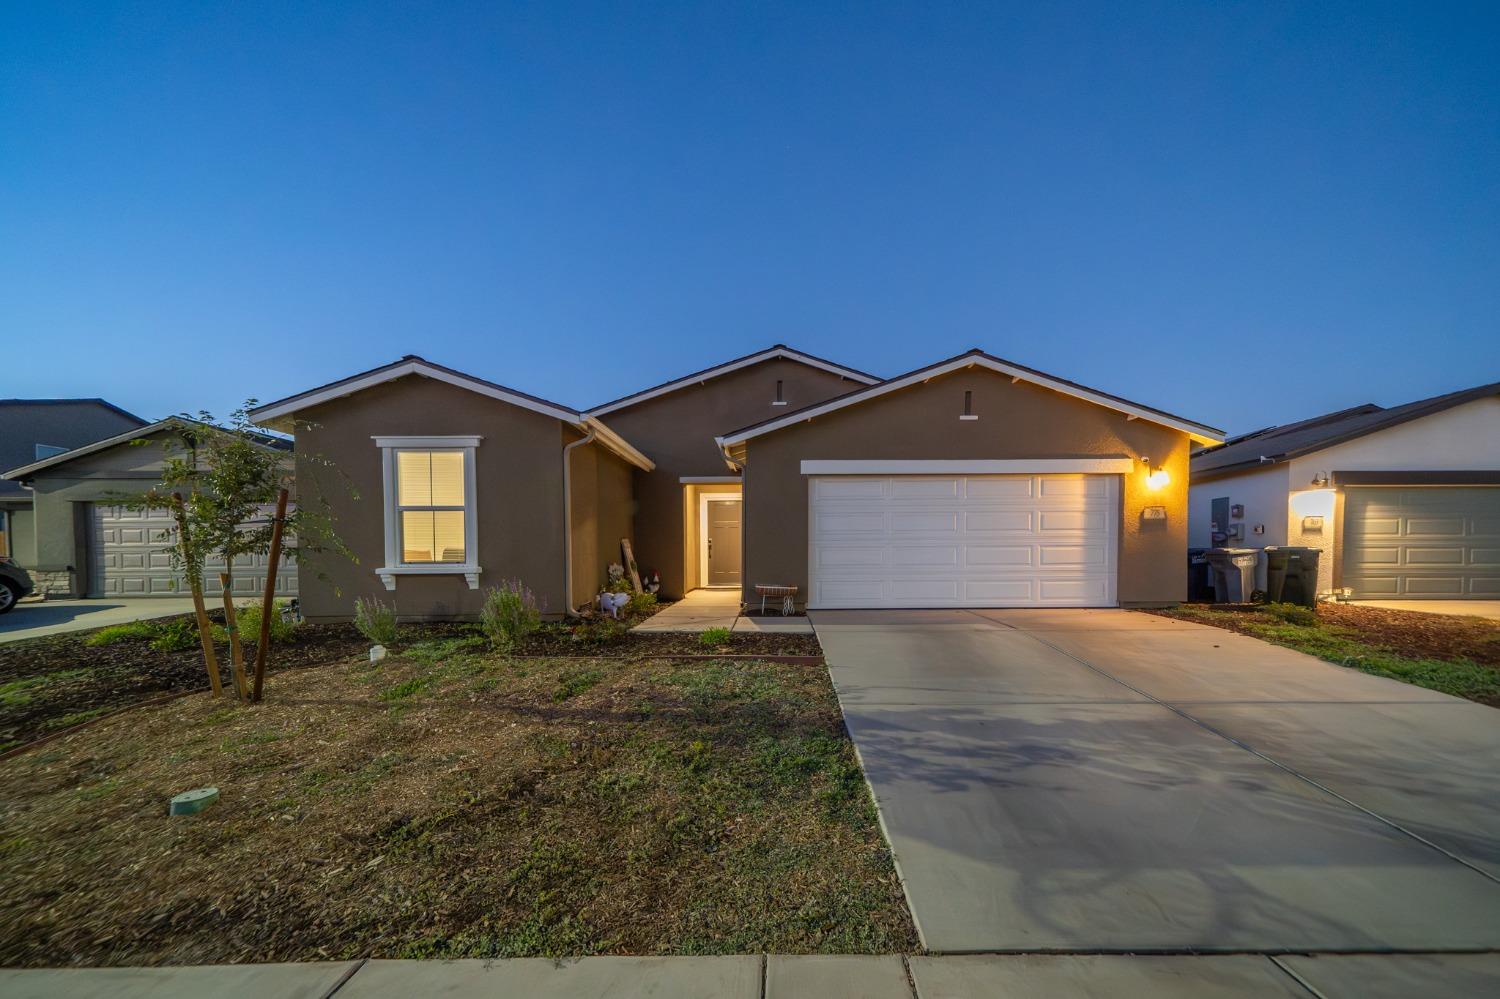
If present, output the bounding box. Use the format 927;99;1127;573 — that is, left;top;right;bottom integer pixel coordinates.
1141;456;1170;489
1310;471;1330;488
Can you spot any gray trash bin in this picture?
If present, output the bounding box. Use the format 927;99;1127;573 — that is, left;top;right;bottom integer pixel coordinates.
1204;548;1258;603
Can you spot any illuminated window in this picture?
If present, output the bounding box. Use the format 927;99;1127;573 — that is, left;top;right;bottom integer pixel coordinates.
374;436;481;589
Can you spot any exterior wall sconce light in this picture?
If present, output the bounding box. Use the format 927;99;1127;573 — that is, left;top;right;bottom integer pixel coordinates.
1140;456;1170;489
1310;471;1330;488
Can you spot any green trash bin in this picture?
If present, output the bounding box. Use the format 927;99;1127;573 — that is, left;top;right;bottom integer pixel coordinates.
1265;546;1320;607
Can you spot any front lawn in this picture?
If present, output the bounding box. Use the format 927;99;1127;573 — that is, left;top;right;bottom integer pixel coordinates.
0;631;916;966
1148;602;1500;706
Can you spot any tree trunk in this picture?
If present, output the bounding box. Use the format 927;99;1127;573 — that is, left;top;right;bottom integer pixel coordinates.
220;571;249;701
172;492;223;698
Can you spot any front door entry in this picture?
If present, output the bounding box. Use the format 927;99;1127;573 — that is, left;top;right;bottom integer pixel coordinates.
705;499;742;587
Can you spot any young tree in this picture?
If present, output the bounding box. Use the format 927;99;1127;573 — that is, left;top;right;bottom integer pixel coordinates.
124;403;349;698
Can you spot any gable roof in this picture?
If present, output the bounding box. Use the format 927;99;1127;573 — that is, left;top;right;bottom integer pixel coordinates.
715;349;1225;450
2;417;290;483
246;356;654;471
587;345;880;416
0;399;149;499
1191;379;1500;480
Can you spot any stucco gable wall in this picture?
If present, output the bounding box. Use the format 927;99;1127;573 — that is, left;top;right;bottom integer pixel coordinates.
293;375;570;621
598;356;863;598
741;367;1193;606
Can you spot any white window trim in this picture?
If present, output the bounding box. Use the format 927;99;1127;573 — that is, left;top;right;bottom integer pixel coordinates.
374;436;481;590
698;491;743;589
798;458;1137;476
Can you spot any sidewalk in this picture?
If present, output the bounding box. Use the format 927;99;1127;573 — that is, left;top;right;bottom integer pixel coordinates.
5;952;1499;997
631;588;815;634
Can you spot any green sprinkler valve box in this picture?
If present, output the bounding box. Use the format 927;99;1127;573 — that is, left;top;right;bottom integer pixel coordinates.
170;787;219;816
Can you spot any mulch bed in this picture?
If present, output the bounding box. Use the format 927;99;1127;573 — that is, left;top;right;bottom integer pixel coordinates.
0;615;821;754
0;618;374;752
0;643;913;966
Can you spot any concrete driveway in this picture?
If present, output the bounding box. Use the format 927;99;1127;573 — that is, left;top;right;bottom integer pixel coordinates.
0;598;197;643
812;608;1500;953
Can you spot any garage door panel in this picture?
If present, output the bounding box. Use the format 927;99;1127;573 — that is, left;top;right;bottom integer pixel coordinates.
809;474;1117;608
889;478;959;499
965;478;1033;499
1344;488;1500;600
89;503;298;599
964;510;1033;532
890;511;958;533
891;546;959;568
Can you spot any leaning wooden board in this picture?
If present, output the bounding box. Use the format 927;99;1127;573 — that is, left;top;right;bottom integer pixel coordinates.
620;538;643;591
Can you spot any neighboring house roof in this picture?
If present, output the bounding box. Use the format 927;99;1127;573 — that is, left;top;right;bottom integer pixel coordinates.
1;417;291;483
1191;380;1500;480
587;345;881;416
715;348;1225;449
0;399;149;499
247;356;655;471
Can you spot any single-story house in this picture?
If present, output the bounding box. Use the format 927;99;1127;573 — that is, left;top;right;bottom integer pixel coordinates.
1;419;296;599
249;347;1221;621
1189;381;1500;600
0;399;148;585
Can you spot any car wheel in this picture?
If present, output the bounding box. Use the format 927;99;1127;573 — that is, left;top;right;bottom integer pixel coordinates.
0;581;18;614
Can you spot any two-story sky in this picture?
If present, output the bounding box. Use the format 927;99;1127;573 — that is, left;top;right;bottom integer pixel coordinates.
3;2;1497;436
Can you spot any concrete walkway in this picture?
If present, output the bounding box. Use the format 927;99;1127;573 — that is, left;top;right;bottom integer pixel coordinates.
0;598;197;643
631;588;815;634
1353;599;1500;621
6;952;1499;997
814;608;1500;954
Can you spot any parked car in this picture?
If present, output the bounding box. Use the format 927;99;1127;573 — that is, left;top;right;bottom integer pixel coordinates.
0;557;34;613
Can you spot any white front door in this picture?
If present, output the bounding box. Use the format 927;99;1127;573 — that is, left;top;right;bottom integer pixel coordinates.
808;474;1118;608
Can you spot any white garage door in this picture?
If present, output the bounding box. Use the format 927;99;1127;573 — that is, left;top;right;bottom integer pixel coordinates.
808;474;1118;608
89;504;298;599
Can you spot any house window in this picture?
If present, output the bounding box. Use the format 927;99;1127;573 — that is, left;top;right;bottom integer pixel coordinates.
772;379;788;406
373;436;482;589
397;450;467;563
34;443;68;461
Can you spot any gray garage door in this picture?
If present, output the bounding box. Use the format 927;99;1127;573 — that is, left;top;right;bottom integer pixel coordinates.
1343;487;1500;599
88;504;297;599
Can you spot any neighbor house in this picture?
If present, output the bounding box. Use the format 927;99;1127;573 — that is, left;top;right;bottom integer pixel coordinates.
0;399;147;589
249;347;1221;621
1189;381;1500;600
2;419;296;599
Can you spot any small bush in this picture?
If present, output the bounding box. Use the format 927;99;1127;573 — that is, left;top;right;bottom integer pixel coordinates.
627;591;657;616
85;620;161;646
480;580;542;650
354;596;399;647
1263;602;1317;626
237;599;300;645
150;617;201;652
571;617;627;646
699;626;732;649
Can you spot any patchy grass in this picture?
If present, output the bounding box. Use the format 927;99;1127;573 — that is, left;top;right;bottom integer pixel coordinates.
1148;602;1500;706
0;639;915;966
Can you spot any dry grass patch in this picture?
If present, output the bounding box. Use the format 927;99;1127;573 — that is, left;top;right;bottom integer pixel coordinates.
0;631;915;966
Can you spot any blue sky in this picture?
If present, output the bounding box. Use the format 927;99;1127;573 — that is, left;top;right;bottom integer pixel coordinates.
4;2;1497;435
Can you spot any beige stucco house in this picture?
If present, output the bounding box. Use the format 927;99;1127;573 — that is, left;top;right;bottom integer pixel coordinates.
1189;382;1500;599
249;346;1222;621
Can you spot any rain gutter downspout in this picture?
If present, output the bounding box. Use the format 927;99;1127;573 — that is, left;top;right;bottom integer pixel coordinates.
561;428;596;619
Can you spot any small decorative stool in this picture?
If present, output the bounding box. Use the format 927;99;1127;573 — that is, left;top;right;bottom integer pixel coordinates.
754;584;799;616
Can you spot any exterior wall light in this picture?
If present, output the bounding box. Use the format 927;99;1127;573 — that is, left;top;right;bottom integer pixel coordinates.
1141;456;1170;489
1310;471;1330;488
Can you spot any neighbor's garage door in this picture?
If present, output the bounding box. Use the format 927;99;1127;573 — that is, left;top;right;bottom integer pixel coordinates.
1343;488;1500;599
808;474;1118;608
88;504;297;598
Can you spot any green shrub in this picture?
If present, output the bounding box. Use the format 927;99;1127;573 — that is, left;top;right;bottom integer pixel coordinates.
479;580;542;650
354;596;399;647
236;599;300;645
571;617;627;645
627;591;658;616
85;620;162;646
699;626;732;648
150;617;201;652
1262;602;1317;626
